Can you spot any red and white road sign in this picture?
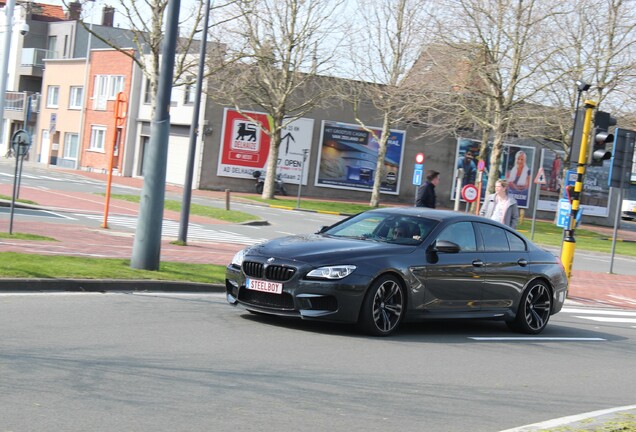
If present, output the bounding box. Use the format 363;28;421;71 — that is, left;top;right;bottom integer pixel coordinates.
534;167;547;185
461;184;479;202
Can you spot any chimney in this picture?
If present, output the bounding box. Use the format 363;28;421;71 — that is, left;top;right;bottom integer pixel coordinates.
67;2;82;20
102;6;115;27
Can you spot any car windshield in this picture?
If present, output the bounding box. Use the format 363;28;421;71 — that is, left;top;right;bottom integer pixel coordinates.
323;212;438;245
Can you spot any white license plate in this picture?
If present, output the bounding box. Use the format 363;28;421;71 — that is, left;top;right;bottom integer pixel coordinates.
245;278;283;294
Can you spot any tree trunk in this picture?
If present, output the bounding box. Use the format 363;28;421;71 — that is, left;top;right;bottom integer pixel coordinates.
369;114;391;208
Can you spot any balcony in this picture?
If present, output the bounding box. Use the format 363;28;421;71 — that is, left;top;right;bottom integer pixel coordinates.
2;91;40;123
18;48;57;77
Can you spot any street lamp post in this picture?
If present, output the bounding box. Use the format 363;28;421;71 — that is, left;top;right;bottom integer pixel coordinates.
178;0;211;244
0;0;17;149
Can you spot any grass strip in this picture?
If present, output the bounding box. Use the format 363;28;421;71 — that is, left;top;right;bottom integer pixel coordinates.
0;252;225;283
108;194;261;224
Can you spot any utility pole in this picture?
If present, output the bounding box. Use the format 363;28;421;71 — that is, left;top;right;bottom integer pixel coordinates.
178;0;211;244
0;0;17;149
130;0;181;270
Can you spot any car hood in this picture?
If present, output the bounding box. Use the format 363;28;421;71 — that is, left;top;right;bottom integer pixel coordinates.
246;234;416;265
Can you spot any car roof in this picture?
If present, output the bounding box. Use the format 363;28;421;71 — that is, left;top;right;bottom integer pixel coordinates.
367;207;477;221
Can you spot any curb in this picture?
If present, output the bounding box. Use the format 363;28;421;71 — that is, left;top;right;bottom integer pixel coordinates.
0;279;226;293
267;203;354;217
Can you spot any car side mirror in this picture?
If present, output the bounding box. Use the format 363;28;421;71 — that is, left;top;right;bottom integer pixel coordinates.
429;240;461;254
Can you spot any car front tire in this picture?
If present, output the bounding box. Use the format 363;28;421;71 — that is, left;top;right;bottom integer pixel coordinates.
507;280;552;334
357;275;405;336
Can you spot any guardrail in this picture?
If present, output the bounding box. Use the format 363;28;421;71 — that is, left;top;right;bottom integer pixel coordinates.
20;48;56;67
2;91;40;116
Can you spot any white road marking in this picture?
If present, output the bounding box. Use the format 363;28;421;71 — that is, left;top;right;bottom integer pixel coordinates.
561;307;636;316
574;316;636;324
77;213;267;245
469;337;606;341
500;404;636;432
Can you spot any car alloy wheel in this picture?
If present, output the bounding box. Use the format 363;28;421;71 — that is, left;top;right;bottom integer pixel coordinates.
358;275;405;336
508;280;552;334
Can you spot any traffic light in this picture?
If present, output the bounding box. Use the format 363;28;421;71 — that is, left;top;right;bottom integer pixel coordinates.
568;108;586;169
609;128;636;188
590;110;616;166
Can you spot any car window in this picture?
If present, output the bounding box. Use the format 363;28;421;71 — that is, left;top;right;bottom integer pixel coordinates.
436;222;476;251
333;216;383;238
324;213;437;244
506;231;527;251
478;223;509;252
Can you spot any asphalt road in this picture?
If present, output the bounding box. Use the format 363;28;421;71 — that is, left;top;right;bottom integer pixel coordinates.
0;292;634;432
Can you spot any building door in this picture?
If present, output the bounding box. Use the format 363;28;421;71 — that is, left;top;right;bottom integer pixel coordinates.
40;130;50;164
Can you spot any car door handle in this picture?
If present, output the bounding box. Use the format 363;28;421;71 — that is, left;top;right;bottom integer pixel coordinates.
517;259;528;267
472;259;484;267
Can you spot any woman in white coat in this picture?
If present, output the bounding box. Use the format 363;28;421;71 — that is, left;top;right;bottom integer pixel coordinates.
480;179;519;229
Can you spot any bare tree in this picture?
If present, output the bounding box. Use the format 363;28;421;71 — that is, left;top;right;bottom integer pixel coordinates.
212;0;344;199
413;0;568;195
65;0;234;110
533;0;636;160
342;0;431;207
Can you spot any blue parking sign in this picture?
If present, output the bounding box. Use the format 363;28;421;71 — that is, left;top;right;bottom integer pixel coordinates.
556;198;571;228
413;169;423;186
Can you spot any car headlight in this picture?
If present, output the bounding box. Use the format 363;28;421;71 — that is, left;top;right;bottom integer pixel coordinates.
231;249;247;267
306;265;356;280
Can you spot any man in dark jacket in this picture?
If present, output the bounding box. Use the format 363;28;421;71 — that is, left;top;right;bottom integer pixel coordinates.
416;170;440;208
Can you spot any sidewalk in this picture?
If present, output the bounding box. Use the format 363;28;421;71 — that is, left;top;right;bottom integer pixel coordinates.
1;163;636;309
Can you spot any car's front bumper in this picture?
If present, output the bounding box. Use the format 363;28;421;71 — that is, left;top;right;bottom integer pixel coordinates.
226;264;370;323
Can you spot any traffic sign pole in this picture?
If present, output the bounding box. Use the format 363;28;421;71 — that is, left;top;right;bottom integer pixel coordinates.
561;100;596;281
8;130;32;235
413;153;425;206
103;92;128;229
530;168;547;240
475;160;486;215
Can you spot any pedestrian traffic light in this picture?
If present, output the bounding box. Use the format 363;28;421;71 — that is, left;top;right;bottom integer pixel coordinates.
609;128;636;188
590;110;616;166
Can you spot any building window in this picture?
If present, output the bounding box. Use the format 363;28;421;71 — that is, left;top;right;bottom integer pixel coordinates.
47;35;57;56
184;80;196;104
69;86;83;109
143;78;152;104
89;126;106;151
93;75;108;110
63;133;79;159
170;85;179;106
46;86;59;108
108;75;125;99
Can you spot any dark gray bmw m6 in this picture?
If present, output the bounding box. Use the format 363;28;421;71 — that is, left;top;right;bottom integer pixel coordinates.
226;208;568;336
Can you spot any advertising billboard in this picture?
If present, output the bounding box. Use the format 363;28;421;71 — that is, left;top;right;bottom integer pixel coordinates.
216;108;314;185
538;148;610;217
453;138;535;208
314;121;405;194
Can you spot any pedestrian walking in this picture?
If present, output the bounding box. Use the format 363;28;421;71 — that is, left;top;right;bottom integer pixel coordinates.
479;179;519;229
416;170;440;208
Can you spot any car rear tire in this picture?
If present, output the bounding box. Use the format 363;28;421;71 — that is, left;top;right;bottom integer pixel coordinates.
507;280;552;334
357;275;405;336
